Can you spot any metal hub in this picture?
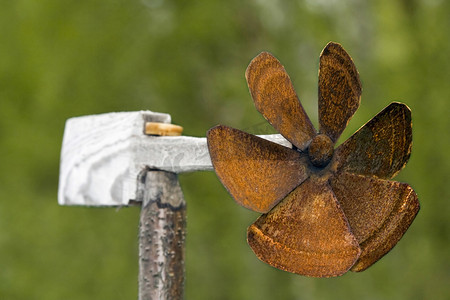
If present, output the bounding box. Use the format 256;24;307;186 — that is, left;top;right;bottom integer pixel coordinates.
308;134;334;168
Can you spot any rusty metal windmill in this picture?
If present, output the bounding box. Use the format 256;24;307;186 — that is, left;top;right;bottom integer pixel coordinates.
207;42;420;277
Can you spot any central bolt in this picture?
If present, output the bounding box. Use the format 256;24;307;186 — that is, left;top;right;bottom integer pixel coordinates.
307;134;334;168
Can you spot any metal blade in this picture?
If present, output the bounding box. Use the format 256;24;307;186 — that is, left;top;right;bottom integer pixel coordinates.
318;42;362;143
247;177;361;277
207;125;309;213
246;52;316;150
333;102;412;179
330;172;420;272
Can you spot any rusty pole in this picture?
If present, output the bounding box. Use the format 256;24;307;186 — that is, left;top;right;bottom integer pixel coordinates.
138;169;186;300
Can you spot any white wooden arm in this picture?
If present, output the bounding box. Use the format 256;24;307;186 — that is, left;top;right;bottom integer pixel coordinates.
58;111;291;206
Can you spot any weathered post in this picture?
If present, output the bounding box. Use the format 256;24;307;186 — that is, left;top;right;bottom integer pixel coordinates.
58;110;291;299
138;170;186;299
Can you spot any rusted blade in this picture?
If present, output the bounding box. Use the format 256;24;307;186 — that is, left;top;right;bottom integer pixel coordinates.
247;177;361;277
246;52;317;151
207;125;310;213
331;172;420;272
333;102;412;179
318;42;362;143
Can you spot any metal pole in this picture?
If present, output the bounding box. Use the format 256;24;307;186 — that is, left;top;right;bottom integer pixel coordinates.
138;169;186;300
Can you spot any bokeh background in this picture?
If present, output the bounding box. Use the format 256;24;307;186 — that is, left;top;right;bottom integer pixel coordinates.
1;0;449;299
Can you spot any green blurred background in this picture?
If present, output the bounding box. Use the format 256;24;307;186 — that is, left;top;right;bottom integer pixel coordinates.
1;0;449;299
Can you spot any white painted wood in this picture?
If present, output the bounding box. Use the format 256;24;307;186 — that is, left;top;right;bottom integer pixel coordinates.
58;111;291;206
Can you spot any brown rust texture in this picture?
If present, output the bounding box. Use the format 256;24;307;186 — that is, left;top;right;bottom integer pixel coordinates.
331;172;420;272
318;42;362;143
207;125;310;213
247;177;360;277
207;41;419;277
333;102;412;179
308;134;334;168
245;51;316;151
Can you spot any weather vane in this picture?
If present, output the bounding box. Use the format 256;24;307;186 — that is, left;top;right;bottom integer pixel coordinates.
207;42;420;277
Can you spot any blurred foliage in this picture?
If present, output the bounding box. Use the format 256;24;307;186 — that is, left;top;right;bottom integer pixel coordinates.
0;0;449;299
